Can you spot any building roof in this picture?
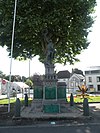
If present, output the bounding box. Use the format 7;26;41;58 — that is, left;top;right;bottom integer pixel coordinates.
13;82;30;89
57;70;70;79
74;74;85;80
69;73;85;81
85;66;100;71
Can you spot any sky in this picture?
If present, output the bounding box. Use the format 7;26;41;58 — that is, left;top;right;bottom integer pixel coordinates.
0;0;100;77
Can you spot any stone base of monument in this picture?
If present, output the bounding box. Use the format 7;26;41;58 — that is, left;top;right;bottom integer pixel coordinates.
30;99;67;114
20;82;85;120
20;101;84;120
31;78;68;114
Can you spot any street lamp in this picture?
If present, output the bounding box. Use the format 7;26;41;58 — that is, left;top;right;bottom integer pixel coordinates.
28;58;30;97
28;56;33;97
28;56;33;78
8;0;17;113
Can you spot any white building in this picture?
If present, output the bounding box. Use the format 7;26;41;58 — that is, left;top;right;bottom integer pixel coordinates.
68;73;85;94
85;66;100;92
57;70;85;94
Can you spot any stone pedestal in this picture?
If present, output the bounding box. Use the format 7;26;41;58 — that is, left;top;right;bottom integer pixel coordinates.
43;64;57;100
32;63;67;114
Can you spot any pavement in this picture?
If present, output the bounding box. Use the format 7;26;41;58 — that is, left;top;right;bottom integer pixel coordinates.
88;103;100;118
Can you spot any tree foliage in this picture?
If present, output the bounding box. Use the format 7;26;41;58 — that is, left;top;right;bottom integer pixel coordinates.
5;75;22;82
0;0;96;64
25;79;33;87
0;70;5;78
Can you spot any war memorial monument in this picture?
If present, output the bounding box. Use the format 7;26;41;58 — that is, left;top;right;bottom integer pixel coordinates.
31;30;67;114
20;30;82;119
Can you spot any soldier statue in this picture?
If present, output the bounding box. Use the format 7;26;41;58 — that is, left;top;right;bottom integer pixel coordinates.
42;29;55;65
46;39;55;65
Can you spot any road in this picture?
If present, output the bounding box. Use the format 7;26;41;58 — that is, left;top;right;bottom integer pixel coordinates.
0;123;100;133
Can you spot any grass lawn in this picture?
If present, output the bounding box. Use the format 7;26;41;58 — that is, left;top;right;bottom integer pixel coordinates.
0;97;33;105
0;96;100;105
67;95;100;103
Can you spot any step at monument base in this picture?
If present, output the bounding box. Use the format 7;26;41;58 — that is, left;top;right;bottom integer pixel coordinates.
30;99;68;113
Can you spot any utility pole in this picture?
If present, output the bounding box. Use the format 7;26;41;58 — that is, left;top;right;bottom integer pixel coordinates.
8;0;17;113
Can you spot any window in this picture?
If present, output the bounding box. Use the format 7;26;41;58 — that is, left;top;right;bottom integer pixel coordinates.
85;71;90;74
88;85;93;88
80;79;83;82
88;85;94;92
70;82;74;87
88;77;92;82
97;85;100;91
75;82;78;86
63;79;66;81
91;70;100;74
97;77;100;82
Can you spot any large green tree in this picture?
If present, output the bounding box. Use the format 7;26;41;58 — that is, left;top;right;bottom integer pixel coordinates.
0;0;96;64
